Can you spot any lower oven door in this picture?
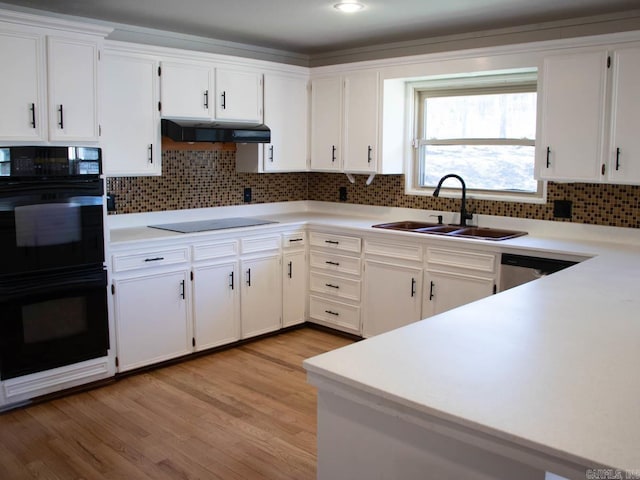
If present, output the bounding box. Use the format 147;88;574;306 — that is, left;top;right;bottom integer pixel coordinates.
0;267;109;380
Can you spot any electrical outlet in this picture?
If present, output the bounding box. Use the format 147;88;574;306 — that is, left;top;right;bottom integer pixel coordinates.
339;187;347;202
243;187;252;203
553;200;572;218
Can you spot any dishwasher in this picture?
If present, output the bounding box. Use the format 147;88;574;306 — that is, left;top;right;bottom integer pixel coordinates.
499;253;578;292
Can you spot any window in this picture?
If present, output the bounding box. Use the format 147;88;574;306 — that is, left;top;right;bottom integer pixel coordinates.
411;72;544;202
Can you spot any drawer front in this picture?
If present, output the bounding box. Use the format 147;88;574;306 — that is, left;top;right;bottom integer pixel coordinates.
282;231;306;250
113;247;189;273
365;240;422;262
241;234;281;254
309;231;361;253
310;271;361;301
192;240;238;261
310;251;361;276
309;296;360;333
426;247;496;273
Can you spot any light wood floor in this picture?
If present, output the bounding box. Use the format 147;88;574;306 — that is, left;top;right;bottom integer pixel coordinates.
0;327;354;480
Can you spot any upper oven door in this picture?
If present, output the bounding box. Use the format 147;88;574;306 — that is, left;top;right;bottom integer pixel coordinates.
0;178;105;275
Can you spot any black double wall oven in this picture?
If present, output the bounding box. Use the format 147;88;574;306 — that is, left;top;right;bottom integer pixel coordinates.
0;146;109;380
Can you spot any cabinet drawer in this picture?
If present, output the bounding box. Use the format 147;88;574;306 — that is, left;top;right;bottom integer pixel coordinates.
426;247;496;274
112;247;189;273
282;231;306;249
192;240;238;261
309;295;360;333
310;271;361;301
241;234;281;254
310;251;361;276
309;231;361;253
365;240;422;262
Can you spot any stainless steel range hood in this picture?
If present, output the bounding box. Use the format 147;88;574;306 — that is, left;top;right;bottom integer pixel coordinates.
161;119;270;143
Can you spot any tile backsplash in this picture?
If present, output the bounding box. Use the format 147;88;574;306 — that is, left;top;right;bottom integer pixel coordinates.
107;148;640;229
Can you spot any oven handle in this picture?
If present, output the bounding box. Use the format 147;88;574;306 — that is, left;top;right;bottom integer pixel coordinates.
0;267;107;302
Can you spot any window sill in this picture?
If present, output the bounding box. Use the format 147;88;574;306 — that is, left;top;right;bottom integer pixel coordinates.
405;182;548;204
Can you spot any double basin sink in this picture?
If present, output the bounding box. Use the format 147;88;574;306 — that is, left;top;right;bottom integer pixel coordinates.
372;221;527;241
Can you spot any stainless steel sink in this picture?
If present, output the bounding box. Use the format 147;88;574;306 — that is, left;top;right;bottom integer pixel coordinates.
372;221;527;241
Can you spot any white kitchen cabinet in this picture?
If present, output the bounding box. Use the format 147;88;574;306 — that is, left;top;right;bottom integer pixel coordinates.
537;50;608;182
343;71;379;173
241;254;283;338
263;73;307;171
47;36;100;141
423;247;497;318
362;238;423;338
283;250;307;327
192;260;240;350
113;268;191;372
310;76;343;171
159;60;212;119
235;73;308;173
363;260;422;337
282;231;307;327
215;68;263;123
608;46;640;184
0;30;99;143
101;51;160;176
0;30;45;141
308;231;362;335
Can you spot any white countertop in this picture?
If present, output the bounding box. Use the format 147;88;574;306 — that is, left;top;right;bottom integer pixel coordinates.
109;201;640;472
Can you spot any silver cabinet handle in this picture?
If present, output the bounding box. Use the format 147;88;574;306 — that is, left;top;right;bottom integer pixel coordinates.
221;91;226;109
180;280;185;299
204;90;209;109
148;144;153;164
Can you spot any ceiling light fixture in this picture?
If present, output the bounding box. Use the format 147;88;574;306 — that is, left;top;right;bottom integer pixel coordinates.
334;2;365;13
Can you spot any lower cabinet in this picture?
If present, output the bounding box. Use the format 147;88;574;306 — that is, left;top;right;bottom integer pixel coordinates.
113;268;191;372
240;254;283;338
192;260;240;351
283;249;307;327
423;247;497;318
362;260;422;338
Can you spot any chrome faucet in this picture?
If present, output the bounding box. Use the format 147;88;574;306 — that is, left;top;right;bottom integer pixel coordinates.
433;174;473;227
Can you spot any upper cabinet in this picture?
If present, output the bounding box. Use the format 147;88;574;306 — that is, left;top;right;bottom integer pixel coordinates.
537;44;640;185
343;71;379;173
237;72;308;172
309;71;402;175
310;76;343;171
101;50;160;176
608;46;640;184
537;50;607;182
214;68;262;123
0;30;45;141
159;60;212;119
0;26;101;143
47;37;100;141
159;60;263;123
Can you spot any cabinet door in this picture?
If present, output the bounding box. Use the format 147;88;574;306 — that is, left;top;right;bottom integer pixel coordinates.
283;250;307;327
241;254;282;338
362;260;422;337
47;37;99;141
310;76;342;171
114;269;191;372
215;68;262;122
423;270;494;318
609;47;640;184
263;73;308;172
160;60;212;119
193;261;240;351
102;52;160;176
538;51;607;182
0;30;45;141
344;71;379;173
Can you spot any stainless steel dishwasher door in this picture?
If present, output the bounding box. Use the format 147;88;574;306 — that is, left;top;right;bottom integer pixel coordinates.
499;254;578;292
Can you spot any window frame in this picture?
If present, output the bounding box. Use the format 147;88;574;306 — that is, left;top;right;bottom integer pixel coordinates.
406;72;547;204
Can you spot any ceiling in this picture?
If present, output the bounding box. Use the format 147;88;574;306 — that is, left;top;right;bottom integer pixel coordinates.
2;0;640;56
